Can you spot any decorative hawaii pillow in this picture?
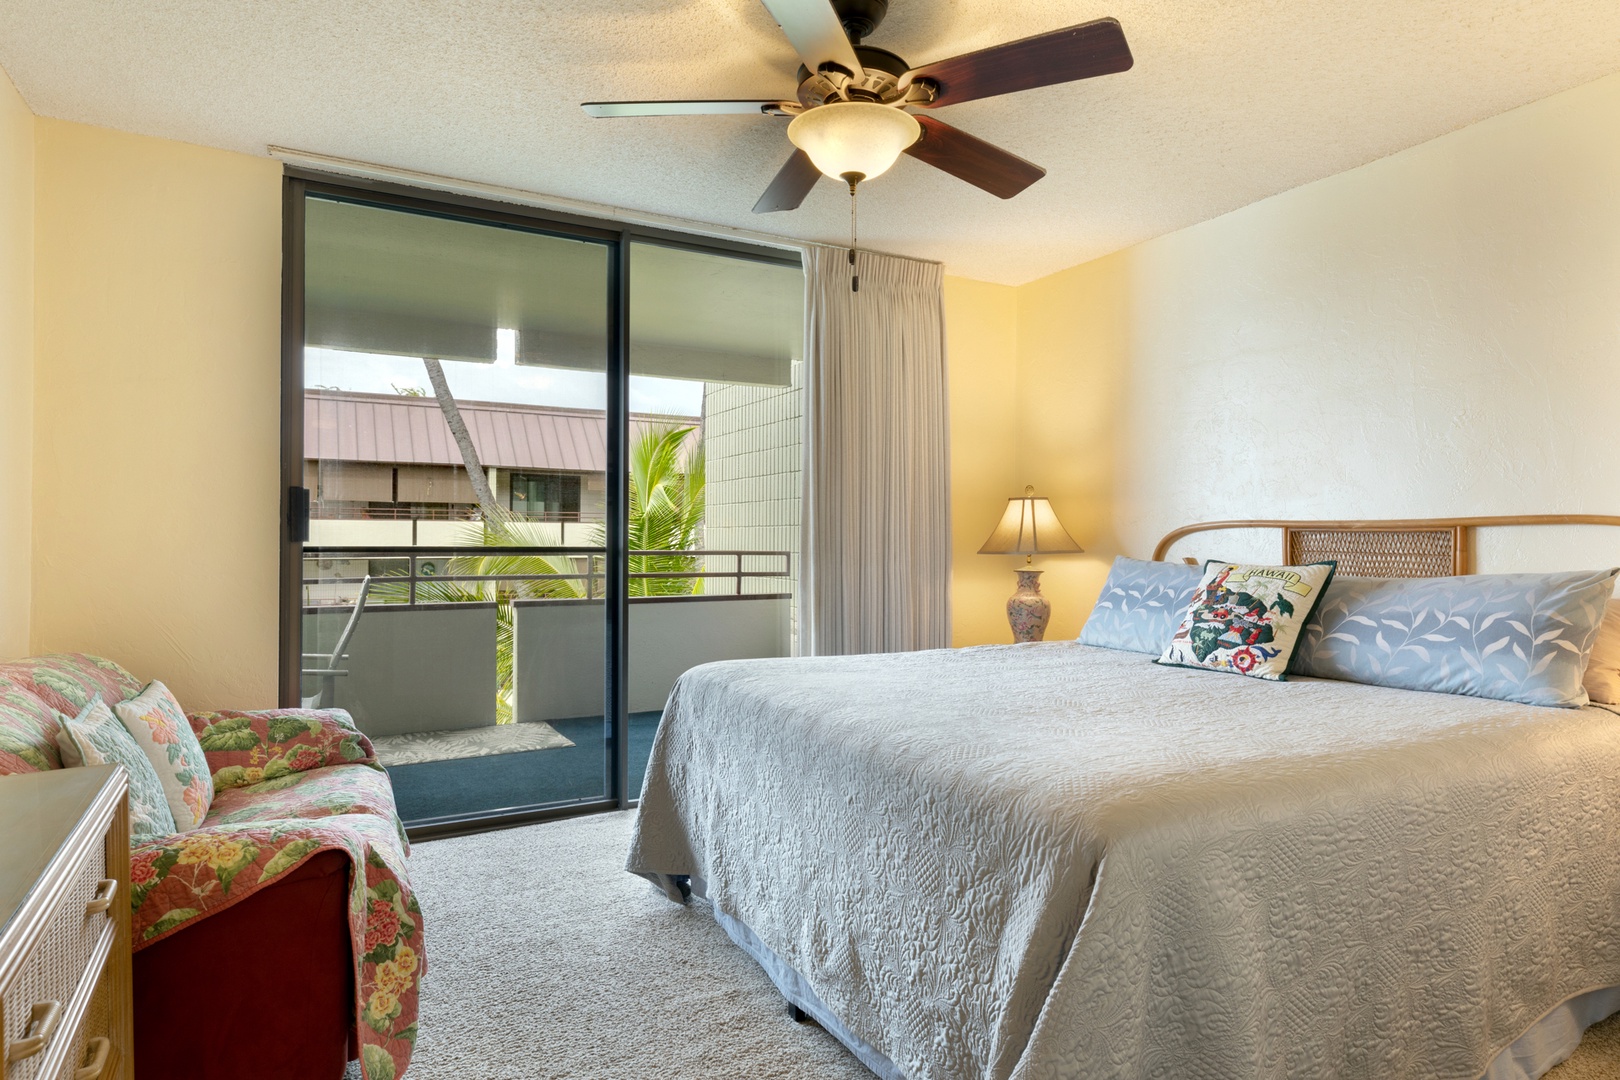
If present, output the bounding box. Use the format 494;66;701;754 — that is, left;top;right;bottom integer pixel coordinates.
1157;561;1337;681
56;698;177;843
113;682;214;830
1079;557;1203;654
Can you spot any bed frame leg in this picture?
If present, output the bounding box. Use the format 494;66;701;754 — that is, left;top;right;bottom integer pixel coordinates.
787;1003;808;1024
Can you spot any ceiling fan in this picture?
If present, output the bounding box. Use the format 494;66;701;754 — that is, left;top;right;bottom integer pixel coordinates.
581;0;1133;213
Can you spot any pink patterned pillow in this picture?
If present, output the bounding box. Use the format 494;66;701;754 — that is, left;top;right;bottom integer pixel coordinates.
0;685;65;773
189;708;376;791
0;653;143;717
113;682;214;830
0;655;145;775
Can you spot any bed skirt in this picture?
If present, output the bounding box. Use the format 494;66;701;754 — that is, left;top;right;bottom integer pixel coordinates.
710;900;905;1080
690;876;1620;1080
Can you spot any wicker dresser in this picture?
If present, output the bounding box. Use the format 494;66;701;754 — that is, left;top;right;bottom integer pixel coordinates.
0;766;132;1080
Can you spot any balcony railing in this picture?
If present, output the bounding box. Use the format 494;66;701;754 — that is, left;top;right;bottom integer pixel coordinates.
311;503;593;523
302;545;792;606
300;545;797;742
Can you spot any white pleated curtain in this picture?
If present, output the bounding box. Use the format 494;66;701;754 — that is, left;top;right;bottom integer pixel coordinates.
800;246;952;656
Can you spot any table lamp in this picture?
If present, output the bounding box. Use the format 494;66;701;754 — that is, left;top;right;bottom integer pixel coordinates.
978;486;1084;643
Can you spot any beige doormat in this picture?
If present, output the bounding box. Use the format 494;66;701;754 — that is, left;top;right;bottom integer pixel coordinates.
372;722;574;768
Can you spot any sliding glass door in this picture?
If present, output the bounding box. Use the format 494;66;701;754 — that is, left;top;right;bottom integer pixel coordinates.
281;176;804;833
622;241;804;797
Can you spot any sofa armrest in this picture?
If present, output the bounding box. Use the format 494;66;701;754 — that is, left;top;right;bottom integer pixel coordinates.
188;708;378;791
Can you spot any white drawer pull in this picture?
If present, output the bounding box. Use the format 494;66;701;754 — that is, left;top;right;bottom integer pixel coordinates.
9;999;62;1060
85;878;118;915
75;1036;111;1080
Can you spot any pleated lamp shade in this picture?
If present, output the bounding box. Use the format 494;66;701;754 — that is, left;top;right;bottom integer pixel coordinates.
978;487;1084;558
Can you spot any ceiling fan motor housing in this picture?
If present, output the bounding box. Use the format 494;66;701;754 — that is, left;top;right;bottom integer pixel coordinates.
832;0;889;43
797;45;912;106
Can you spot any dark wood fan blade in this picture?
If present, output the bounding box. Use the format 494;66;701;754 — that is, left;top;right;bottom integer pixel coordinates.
903;115;1045;199
753;149;822;213
581;100;789;117
758;0;864;79
906;17;1132;108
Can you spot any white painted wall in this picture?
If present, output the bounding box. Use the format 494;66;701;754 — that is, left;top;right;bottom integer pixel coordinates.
1005;72;1620;639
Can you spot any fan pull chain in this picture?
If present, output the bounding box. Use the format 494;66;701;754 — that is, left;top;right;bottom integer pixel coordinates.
848;179;859;293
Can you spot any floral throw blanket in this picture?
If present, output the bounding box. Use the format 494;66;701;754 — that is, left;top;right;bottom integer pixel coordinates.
131;710;423;1080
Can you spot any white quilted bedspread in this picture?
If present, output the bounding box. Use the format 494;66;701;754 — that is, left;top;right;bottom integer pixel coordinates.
628;642;1620;1080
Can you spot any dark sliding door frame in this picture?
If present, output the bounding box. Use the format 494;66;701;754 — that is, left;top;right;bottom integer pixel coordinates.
278;169;800;840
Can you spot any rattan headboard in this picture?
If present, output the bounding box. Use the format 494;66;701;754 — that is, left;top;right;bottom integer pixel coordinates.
1151;516;1620;578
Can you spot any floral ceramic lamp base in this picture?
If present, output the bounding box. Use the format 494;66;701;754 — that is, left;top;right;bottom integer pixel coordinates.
1007;568;1051;643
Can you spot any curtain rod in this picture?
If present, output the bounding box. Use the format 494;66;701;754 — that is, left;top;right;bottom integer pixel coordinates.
267;145;940;268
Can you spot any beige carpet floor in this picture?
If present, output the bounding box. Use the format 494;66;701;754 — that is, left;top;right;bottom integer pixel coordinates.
357;810;1620;1080
1551;1013;1620;1079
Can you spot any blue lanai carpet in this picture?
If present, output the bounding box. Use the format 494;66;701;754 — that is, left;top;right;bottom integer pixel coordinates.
385;711;663;825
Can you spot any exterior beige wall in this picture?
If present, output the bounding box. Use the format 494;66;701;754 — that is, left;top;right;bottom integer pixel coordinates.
0;70;34;659
943;275;1022;646
1007;70;1620;634
32;119;282;709
702;361;803;632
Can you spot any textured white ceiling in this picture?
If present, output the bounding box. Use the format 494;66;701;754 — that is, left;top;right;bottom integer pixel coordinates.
3;0;1619;284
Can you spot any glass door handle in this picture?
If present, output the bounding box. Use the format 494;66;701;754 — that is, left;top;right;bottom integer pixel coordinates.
288;486;311;543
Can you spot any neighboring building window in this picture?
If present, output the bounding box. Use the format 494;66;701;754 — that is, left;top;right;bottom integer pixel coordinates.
510;472;582;520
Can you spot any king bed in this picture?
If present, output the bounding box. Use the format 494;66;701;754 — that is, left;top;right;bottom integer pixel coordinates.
628;516;1620;1080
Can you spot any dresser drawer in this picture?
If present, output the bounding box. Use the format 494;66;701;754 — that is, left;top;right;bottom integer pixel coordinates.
48;969;117;1080
3;827;114;1080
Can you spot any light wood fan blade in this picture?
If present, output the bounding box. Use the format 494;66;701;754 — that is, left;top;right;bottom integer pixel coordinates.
581;100;790;117
903;115;1045;199
905;17;1132;108
753;149;823;213
758;0;864;79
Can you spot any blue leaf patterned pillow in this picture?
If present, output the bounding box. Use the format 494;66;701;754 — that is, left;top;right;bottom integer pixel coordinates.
1290;568;1620;707
56;698;178;843
1080;557;1203;654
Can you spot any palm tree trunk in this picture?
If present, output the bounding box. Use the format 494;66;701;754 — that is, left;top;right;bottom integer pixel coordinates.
422;358;506;527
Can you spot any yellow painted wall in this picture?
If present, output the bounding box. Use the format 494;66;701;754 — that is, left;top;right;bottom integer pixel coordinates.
32;119;282;709
0;70;34;659
943;276;1021;646
1001;70;1620;635
1011;259;1131;641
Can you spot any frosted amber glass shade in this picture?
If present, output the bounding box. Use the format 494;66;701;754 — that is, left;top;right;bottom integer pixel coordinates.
787;102;921;182
978;491;1084;556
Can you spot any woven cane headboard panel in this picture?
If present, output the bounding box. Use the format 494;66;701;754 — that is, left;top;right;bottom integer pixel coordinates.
1152;516;1620;578
1283;526;1464;577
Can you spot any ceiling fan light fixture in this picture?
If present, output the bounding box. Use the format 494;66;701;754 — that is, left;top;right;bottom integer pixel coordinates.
787;101;921;184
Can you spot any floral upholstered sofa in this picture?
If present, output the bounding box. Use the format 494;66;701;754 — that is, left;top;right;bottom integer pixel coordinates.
0;654;422;1080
